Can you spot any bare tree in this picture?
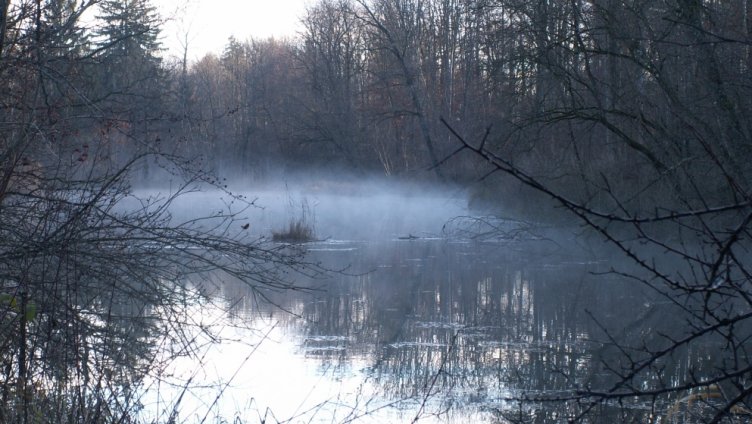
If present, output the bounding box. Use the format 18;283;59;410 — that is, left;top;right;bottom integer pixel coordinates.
297;0;369;169
445;0;752;421
356;0;448;179
0;2;312;423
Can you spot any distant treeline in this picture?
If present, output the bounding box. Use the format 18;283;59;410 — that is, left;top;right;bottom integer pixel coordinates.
3;0;751;213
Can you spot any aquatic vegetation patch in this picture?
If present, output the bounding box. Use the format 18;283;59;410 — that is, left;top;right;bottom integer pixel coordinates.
272;219;315;242
272;192;316;242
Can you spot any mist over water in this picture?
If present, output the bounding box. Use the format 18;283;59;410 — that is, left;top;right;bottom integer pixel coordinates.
152;176;472;242
132;177;694;423
252;189;467;242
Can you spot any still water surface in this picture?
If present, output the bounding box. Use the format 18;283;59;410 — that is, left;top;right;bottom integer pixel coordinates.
139;187;693;423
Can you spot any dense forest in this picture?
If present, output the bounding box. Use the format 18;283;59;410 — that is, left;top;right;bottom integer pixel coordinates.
4;0;751;196
1;0;752;422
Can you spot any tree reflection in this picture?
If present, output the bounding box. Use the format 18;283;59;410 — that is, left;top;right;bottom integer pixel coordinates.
220;238;729;421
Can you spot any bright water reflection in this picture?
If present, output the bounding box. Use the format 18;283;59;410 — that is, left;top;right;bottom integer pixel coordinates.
144;235;657;423
139;187;713;423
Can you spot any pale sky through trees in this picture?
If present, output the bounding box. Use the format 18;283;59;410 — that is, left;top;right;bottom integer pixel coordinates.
159;0;309;60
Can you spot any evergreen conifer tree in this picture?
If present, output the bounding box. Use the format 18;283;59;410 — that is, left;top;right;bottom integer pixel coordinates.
94;0;162;94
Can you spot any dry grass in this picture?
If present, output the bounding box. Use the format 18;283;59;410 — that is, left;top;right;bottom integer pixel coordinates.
272;191;317;243
272;219;315;242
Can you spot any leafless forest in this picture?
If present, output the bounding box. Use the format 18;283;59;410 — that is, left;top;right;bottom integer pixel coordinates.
1;0;751;422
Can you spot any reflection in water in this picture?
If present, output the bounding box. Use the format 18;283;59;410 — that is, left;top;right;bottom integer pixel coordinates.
115;188;739;422
129;181;733;422
156;237;674;423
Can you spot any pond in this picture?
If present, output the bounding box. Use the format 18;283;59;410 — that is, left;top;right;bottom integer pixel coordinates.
137;185;723;423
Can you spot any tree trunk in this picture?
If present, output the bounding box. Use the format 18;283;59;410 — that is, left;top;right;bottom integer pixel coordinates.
0;0;9;58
